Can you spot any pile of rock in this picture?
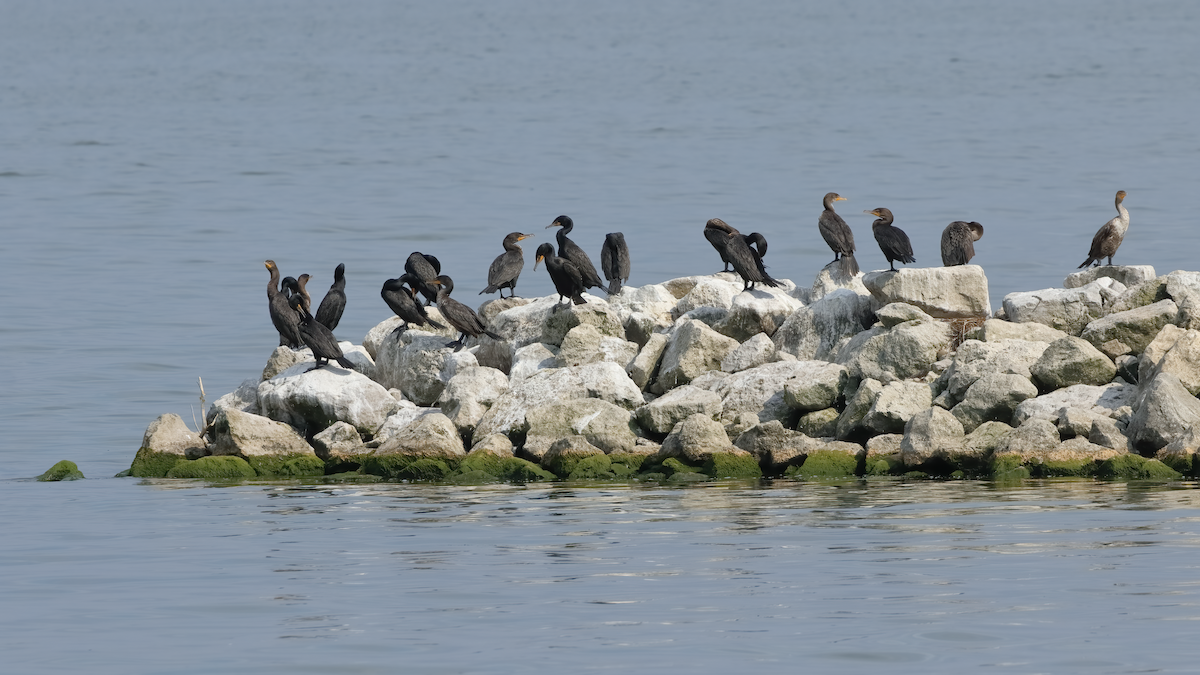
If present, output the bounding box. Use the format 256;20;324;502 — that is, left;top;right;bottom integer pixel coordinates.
128;263;1199;483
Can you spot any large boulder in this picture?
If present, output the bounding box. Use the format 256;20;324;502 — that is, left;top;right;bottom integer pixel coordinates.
1030;336;1117;391
607;283;678;323
1064;265;1156;290
628;332;669;389
862;381;934;435
836;317;950;383
522;398;640;461
991;418;1061;461
967;319;1069;344
655;413;737;463
1126;372;1200;453
734;420;813;472
862;265;991;319
488;296;560;349
810;261;869;303
311;421;367;461
772;289;873;361
1012;383;1136;426
373;332;478;406
1080;299;1178;355
555;323;639;369
541;301;625;347
950;373;1039;433
257;362;399;437
710;361;823;428
712;287;804;341
943;339;1048;402
206;379;260;427
372;412;465;458
1001;281;1113;335
474;362;644;441
653;319;740;393
437;366;510;440
782;361;850;412
371;402;443;445
510;342;560;381
140;413;206;458
900;407;968;468
836;378;883;441
671;277;740;317
210;408;315;459
1140;327;1200;396
636;385;723;435
721;333;777;373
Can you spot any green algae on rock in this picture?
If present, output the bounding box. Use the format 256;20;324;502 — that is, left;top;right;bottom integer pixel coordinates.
166;456;257;480
38;460;85;482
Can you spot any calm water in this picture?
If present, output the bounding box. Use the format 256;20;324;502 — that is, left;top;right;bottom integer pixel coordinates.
3;1;1200;671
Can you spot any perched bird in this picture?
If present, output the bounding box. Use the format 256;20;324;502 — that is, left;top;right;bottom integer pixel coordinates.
289;295;354;371
1079;190;1130;268
940;221;984;266
291;273;313;314
381;273;446;334
280;276;298;300
430;275;501;350
405;252;442;306
600;232;630;295
704;218;768;273
818;192;859;276
314;263;347;332
265;260;303;349
535;242;587;310
865;208;915;272
547;215;606;292
703;218;780;291
480;232;533;298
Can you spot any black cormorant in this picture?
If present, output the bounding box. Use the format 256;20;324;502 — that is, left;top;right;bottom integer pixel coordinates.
819;192;859;276
1079;190;1130;268
381;273;446;334
535;242;587;310
704;219;769;273
865;208;915;272
265;260;303;349
547;215;606;292
430;275;501;350
600;232;630;295
940;221;984;266
704;218;780;291
480;232;533;298
314;263;346;331
405;252;442;305
289;295;354;371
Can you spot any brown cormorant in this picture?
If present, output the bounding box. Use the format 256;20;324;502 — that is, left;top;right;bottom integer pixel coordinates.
547;215;606;292
940;221;984;266
314;263;346;332
405;252;442;306
819;192;859;276
289;295;354;371
535;242;587;310
865;208;915;272
704;218;780;291
265;260;303;349
1079;190;1130;268
381;273;446;334
480;232;533;298
430;275;501;350
600;232;630;295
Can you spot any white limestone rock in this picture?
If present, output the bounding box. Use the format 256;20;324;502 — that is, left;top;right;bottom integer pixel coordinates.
629;332;669;390
836;318;950;383
1001;281;1110;335
943;339;1048;402
710;361;819;427
1126;372;1200;453
721;333;777;373
772;288;874;362
510;342;560;381
900;407;968;467
522;398;640;460
967;318;1070;344
257;362;399;436
712;286;804;342
862;381;935;435
540;299;625;347
207;378;260;427
311;421;366;461
811;260;869;303
782;361;850;412
1030;336;1118;391
437;366;510;440
210;408;314;458
371;412;465;458
1080;299;1178;356
653;318;740;393
1140;327;1200;396
140;413;206;458
635;385;723;435
1064;265;1156;290
1011;383;1137;426
950;373;1039;433
862;265;991;319
373;332;478;406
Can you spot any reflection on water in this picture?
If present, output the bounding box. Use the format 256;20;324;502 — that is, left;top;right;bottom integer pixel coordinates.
4;479;1199;673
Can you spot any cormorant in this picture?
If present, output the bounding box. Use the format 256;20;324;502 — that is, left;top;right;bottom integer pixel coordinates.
381;273;446;334
280;276;298;299
405;252;442;306
940;221;984;266
600;232;630;295
265;260;303;349
535;242;587;310
865;208;915;272
314;263;346;332
819;192;859;276
547;215;606;292
293;273;313;314
289;295;354;371
1078;190;1130;268
480;232;533;298
704;219;769;273
704;218;780;291
430;275;501;350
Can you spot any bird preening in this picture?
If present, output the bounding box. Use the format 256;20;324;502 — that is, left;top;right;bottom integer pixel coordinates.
1079;190;1130;268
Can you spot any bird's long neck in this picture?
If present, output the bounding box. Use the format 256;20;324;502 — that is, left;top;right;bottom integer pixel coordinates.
1115;198;1129;232
267;267;280;296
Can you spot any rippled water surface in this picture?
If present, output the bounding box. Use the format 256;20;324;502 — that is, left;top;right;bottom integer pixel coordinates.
5;479;1200;674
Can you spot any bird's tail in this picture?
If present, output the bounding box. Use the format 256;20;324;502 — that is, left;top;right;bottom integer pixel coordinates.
427;318;447;330
336;356;354;368
480;284;498;295
607;279;622;295
572;293;587;305
841;253;860;277
484;330;502;340
1078;257;1095;269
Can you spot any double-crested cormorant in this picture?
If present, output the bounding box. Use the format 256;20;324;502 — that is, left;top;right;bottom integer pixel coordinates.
535;242;587;310
704;219;768;273
1079;190;1130;268
265;260;304;349
430;275;501;350
405;252;442;305
280;276;298;299
289;295;354;371
480;232;533;298
941;221;984;266
314;263;346;331
547;215;606;293
600;232;630;295
704;218;780;291
819;192;859;276
865;208;915;272
381;273;446;334
293;274;313;313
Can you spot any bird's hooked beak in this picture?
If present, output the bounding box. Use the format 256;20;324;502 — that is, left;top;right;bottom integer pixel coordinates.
835;196;847;202
546;220;562;229
864;209;880;217
534;254;544;271
518;233;533;240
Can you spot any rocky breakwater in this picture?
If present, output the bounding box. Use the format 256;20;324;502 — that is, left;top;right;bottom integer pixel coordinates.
129;263;1200;483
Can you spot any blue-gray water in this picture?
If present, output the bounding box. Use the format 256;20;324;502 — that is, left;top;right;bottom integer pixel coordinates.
3;1;1200;671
